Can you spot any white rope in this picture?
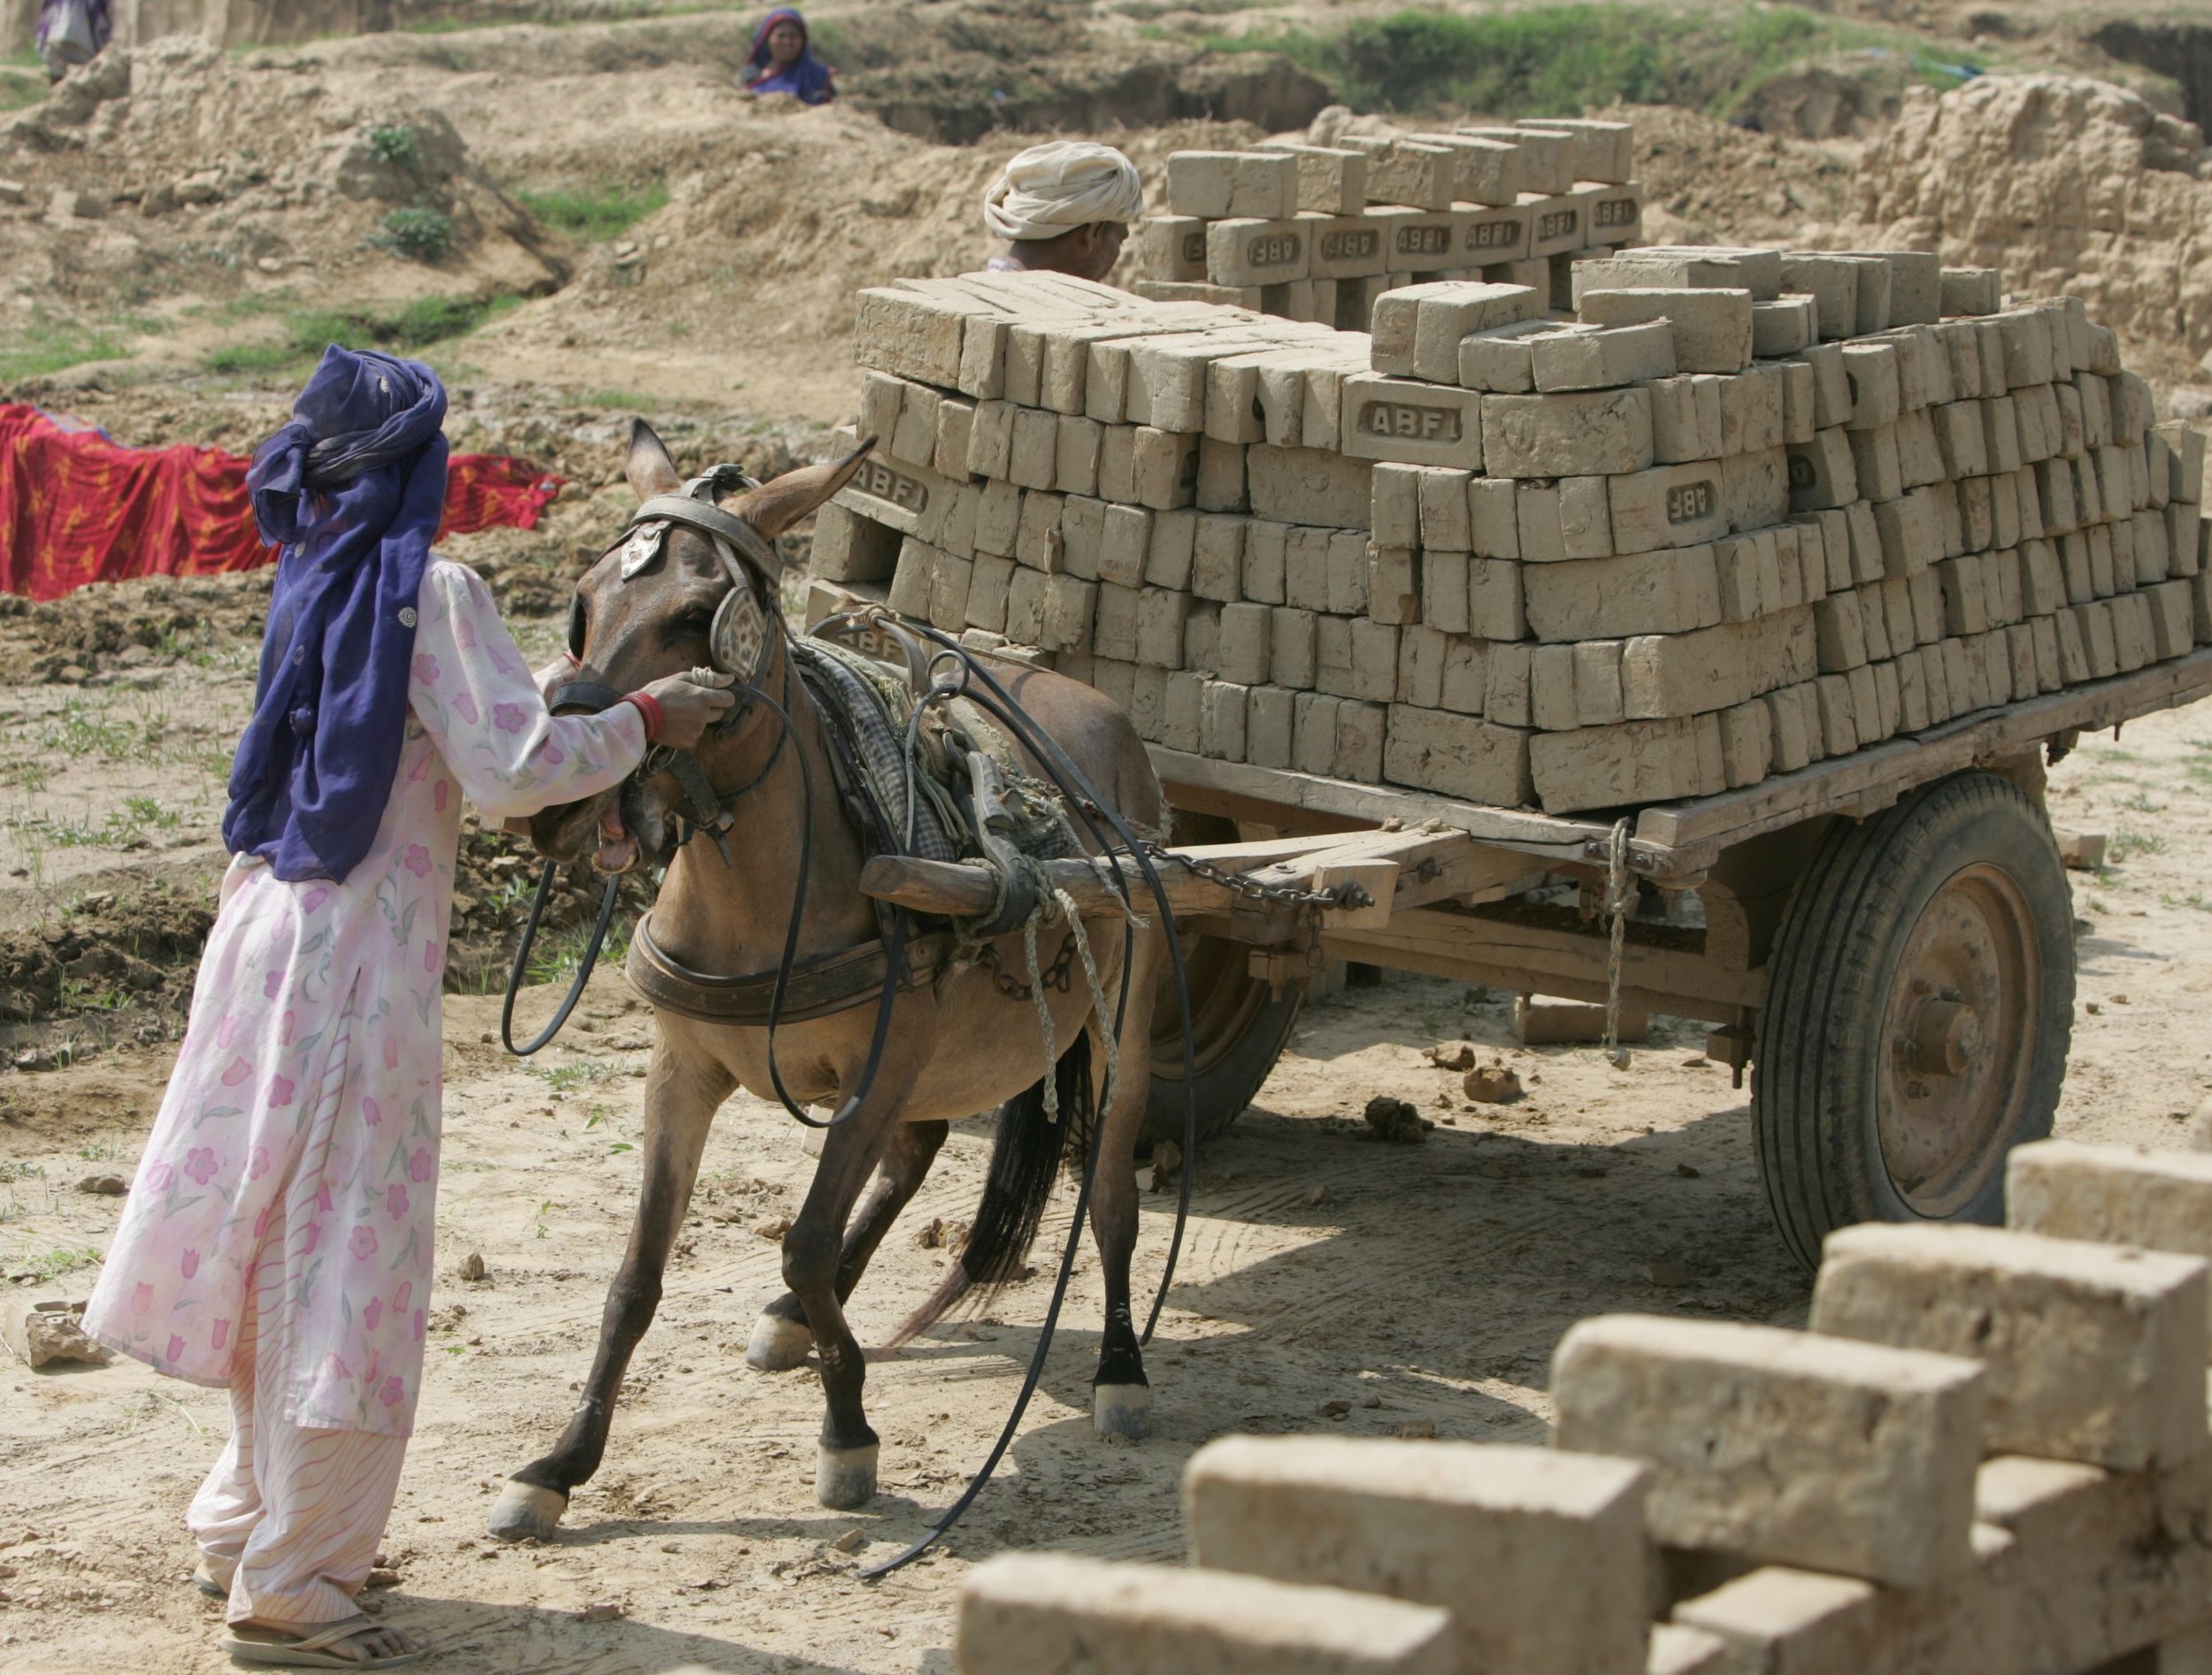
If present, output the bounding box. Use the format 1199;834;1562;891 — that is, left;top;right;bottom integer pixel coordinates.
1056;886;1120;1112
1602;817;1633;1072
1021;903;1061;1120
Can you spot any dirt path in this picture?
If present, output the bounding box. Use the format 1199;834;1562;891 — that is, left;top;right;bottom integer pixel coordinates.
2;702;2208;1672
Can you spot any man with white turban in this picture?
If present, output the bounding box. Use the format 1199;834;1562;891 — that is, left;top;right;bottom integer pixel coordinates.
981;141;1144;284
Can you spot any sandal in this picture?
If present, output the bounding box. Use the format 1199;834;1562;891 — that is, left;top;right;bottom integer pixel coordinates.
195;1555;236;1600
221;1613;426;1669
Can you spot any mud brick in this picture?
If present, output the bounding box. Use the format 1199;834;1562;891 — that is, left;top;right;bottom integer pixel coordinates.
1057;488;1102;580
1846;659;1886;741
1765;682;1812;769
1908;571;1944;647
1395;624;1447;706
1774;255;1861;341
1578;286;1754;374
1847;424;1904;505
956;551;1010;634
1235;518;1283;602
1809;671;1860;753
1437;637;1486;713
1932;400;1989;479
1958;475;1995;551
2136;505;2172;580
1314;614;1356;697
1525;320;1675;393
1166;151;1240;218
1372;206;1460;273
1207;218;1310;288
1124;588;1185;670
1982;394;2026;475
1883;410;1940;495
1482;387;1654;479
1517;191;1586;259
1270;606;1317;688
1486;642;1533;726
1450;201;1530;267
1970;318;2009;395
1156;670;1202;752
1015;490;1066;574
1527;643;1578;731
887;535;937;619
1817;1223;2208;1471
1241;685;1295;769
1813;592;1870;672
1784;427;1858;514
1372;543;1423;626
1936;321;1984;400
1083;502;1146;589
1835;501;1880;586
1299;357;1369;451
1340;135;1455;211
2057;380;2089;457
1327;699;1384;781
1715;532;1777;623
963;399;1016;480
1805;510;1851;591
1722;447;1789;534
1932;265;2001;318
1002;407;1056;492
1449;480;1512;565
2016;386;2056;465
1282;527;1331;611
1290;691;1340;772
1370;463;1423;549
1409;467;1473;550
1888;649;1927;731
1515;481;1564;563
1250;444;1373;527
1041;414;1098;499
1194;679;1248;762
1548;475;1613;559
1382;705;1532;802
1125;427;1196;512
1647;376;1718;465
1857;586;1893;662
1996;306;2055;389
854;287;979;388
2146;578;2194;658
1256;142;1370;215
1141;215;1211;285
1083;657;1133;715
2077;369;2114;448
1090;580;1139;660
1872;490;1939;579
1210;350;1302;445
1525;715;1707;809
889;382;941;470
1340;377;1484;471
925;397;975;482
1568;641;1623;727
2114;590;2154;671
1398;134;1519;207
1325;531;1370;616
2170;503;2204;577
1748;296;1817;359
1183;599;1221;674
2032;457;2079;535
1123;663;1166;740
1402;282;1544;382
2073;453;2106;526
1095;425;1137;503
1784;350;1845;438
995;565;1042;644
1451;559;1521;645
969;479;1020;559
1610;462;1728;552
809;502;899;586
1188;514;1243;603
1569;250;1753;303
2082;600;2121;676
1346;619;1398;703
1525;546;1719;642
1455;319;1546;393
2052;606;2090;682
1039;572;1096;650
1776;361;1817;449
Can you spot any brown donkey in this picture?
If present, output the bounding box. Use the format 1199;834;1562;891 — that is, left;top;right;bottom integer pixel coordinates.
488;422;1169;1541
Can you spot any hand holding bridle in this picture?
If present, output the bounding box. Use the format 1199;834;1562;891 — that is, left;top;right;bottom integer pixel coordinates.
644;669;738;749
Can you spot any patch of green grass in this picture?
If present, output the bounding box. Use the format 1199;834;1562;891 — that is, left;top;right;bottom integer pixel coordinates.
518;180;669;243
207;293;525;378
0;313;136;381
581;388;659;412
0;1162;43;1185
3;1245;104;1283
2109;827;2165;862
530;1057;626;1093
2162;891;2212;914
1204;3;1973;119
2118;790;2164;813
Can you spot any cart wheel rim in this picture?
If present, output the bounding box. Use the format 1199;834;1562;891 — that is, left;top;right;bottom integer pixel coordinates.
1876;861;2041;1218
1151;931;1272;1080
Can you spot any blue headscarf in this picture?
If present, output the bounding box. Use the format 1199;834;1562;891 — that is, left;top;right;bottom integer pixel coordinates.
745;8;834;105
223;347;449;884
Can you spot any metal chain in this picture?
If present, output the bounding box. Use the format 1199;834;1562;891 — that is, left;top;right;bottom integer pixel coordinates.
975;931;1077;1002
1601;817;1633;1072
1136;838;1363;915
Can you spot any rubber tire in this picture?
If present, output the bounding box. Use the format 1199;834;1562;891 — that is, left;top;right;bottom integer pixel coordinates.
1752;770;2075;1272
1141;813;1303;1149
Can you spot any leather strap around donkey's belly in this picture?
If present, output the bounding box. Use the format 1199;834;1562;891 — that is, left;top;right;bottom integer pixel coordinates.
625;912;955;1026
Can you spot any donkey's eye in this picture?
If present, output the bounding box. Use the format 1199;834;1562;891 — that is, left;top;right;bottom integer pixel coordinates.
669;607;713;640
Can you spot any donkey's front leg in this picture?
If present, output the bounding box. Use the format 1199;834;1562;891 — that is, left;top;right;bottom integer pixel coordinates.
783;1075;915;1509
1090;928;1163;1440
747;1117;949;1371
490;1041;733;1541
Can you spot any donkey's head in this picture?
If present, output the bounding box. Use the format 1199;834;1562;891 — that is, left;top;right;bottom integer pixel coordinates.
530;418;869;873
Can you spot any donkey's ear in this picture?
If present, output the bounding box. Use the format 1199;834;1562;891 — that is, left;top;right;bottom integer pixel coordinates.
726;439;874;540
626;417;683;502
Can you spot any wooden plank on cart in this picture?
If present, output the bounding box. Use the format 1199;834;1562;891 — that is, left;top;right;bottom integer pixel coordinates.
1634;649;2212;871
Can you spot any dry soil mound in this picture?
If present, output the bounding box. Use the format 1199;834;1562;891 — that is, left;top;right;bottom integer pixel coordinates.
1845;74;2212;372
0;35;563;319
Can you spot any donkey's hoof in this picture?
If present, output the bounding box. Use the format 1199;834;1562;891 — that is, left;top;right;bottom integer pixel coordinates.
488;1479;568;1542
816;1442;879;1510
1094;1382;1151;1441
746;1311;814;1372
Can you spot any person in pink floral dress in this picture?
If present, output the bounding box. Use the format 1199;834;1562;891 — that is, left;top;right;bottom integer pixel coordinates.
83;349;731;1669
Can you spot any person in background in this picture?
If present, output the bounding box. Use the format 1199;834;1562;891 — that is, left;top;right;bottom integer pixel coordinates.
981;141;1144;284
80;346;733;1670
35;0;110;81
743;7;835;105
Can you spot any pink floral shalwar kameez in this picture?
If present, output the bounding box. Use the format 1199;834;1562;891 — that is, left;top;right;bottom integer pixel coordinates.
85;558;644;1625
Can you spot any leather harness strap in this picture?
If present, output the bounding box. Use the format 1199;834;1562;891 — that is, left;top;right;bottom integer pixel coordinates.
626;910;954;1026
631;493;782;575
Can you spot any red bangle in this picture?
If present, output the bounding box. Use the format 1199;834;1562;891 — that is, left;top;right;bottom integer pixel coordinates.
623;690;664;741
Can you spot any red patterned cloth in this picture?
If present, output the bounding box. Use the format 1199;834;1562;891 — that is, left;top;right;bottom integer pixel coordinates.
0;403;564;601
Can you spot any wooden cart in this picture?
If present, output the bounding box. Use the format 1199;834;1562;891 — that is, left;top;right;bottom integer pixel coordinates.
1113;650;2212;1269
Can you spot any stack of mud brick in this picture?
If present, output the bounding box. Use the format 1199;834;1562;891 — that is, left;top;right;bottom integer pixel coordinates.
952;1137;2212;1675
818;243;2212;818
1134;118;1644;329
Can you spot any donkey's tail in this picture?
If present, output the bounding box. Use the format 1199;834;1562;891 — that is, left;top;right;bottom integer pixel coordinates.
883;1032;1095;1352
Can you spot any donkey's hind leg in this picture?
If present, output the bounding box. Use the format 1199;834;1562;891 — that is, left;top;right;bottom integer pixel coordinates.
1089;926;1162;1440
747;1118;949;1371
490;1041;733;1541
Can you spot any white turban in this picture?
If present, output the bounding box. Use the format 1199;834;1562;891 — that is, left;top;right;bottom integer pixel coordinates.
983;142;1144;242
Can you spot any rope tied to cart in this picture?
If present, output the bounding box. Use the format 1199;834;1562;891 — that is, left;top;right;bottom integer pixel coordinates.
1601;818;1634;1072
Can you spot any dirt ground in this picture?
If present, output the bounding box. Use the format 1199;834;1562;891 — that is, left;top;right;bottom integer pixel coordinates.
1;692;2208;1673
